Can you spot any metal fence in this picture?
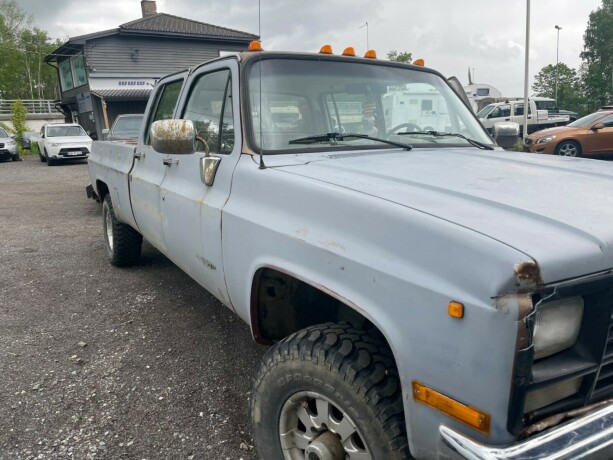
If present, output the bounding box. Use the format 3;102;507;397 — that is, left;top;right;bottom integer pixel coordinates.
0;100;59;115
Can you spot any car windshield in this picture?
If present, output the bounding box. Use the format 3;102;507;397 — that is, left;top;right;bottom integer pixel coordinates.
113;116;143;134
568;112;606;128
47;125;87;137
246;57;492;153
0;128;9;138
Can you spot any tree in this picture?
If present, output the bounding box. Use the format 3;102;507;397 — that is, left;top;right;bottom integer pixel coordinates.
387;50;412;63
0;0;60;100
580;0;613;110
532;63;582;112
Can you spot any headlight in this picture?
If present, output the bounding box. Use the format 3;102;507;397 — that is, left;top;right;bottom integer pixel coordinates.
536;135;556;144
7;139;16;145
533;296;583;360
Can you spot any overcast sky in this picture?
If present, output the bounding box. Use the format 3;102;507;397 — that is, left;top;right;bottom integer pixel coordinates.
17;0;603;97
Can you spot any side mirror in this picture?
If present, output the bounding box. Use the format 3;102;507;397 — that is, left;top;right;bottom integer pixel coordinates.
102;128;109;135
591;123;604;131
150;119;196;155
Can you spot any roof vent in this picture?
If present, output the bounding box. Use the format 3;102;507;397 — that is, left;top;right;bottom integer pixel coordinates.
141;1;157;17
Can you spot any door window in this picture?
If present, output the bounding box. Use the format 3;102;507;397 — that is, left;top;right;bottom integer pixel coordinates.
182;69;234;154
513;103;532;116
599;115;613;128
490;104;510;118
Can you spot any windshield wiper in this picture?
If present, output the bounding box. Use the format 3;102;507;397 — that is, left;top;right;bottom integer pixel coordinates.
288;132;412;150
396;131;494;150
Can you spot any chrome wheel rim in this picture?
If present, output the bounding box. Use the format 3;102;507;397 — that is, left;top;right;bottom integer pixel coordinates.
279;391;372;460
104;205;114;250
559;143;578;156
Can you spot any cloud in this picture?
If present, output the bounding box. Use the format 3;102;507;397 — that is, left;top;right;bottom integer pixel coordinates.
15;0;603;96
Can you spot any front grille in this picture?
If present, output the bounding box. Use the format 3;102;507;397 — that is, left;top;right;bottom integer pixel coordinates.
0;143;4;148
59;147;89;156
593;321;613;399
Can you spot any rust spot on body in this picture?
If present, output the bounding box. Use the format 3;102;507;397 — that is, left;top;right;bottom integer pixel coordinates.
514;260;543;286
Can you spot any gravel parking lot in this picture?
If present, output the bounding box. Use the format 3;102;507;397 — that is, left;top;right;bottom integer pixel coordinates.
0;155;266;459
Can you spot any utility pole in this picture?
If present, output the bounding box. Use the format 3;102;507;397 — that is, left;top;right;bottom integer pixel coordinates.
523;0;531;141
555;25;562;102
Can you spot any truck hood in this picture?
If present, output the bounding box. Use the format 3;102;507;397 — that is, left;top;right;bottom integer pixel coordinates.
274;148;613;284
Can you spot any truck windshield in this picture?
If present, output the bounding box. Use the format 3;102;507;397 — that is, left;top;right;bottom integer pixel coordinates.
246;58;492;153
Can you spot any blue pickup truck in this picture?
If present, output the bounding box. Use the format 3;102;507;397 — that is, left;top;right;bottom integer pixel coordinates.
87;46;613;459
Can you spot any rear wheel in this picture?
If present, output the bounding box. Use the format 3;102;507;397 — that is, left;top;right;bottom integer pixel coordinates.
556;140;581;157
251;322;411;460
102;194;142;267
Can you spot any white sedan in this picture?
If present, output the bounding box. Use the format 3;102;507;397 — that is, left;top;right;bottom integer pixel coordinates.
38;123;92;166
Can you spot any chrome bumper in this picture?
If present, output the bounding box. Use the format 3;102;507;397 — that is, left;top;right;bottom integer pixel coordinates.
440;403;613;460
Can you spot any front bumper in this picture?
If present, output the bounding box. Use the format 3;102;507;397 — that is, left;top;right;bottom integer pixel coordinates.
441;403;613;459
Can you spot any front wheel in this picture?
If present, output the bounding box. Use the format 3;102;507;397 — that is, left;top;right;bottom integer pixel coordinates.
556;140;581;157
102;194;143;267
251;323;411;460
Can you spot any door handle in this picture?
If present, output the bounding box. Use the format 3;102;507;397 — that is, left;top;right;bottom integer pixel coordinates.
162;158;178;166
505;118;510;121
134;152;143;159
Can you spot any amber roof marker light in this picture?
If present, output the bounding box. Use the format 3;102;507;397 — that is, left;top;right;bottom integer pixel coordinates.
342;47;356;56
413;58;425;66
248;40;263;52
320;45;333;54
364;50;377;59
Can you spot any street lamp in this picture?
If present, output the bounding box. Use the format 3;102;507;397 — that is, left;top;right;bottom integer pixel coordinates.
555;25;562;102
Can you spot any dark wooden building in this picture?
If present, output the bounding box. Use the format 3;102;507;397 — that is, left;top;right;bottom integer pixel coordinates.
45;0;257;139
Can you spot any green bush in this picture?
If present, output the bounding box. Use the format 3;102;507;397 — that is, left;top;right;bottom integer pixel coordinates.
10;100;28;143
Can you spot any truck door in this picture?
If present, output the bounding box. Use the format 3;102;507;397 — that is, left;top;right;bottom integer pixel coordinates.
130;76;185;252
158;60;240;307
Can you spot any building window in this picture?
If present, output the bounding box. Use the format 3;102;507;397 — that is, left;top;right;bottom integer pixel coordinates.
71;55;87;87
59;60;74;91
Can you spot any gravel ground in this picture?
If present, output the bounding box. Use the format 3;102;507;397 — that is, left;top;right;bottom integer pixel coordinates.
0;155;267;459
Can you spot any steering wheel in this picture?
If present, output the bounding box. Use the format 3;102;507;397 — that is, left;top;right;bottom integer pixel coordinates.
387;123;421;136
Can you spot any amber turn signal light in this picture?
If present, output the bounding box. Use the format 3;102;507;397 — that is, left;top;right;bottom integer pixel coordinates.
448;301;464;319
248;40;263;52
320;44;333;54
412;381;491;435
413;58;425;66
364;50;377;59
342;47;356;56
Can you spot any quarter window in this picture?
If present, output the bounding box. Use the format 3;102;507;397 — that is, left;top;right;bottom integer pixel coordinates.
144;79;184;145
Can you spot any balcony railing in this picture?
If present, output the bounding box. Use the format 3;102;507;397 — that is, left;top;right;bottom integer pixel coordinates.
0;100;60;115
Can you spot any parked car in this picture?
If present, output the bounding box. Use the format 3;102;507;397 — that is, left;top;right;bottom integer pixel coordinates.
37;123;92;166
524;110;613;157
20;131;37;150
0;128;19;161
102;114;143;143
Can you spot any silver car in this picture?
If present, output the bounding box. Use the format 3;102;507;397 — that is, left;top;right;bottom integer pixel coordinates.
0;128;19;161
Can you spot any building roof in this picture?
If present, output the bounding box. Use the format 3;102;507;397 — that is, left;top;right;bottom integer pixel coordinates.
120;13;258;40
90;88;152;100
45;12;257;62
